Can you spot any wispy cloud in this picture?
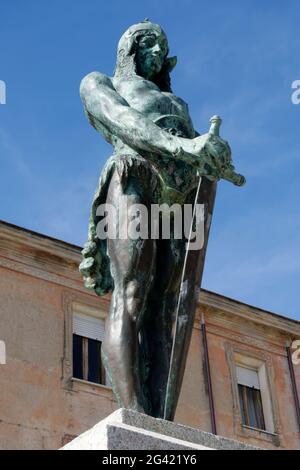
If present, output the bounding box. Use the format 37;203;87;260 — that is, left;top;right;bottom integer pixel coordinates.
0;128;35;183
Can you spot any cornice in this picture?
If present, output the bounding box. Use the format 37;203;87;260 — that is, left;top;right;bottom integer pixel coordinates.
198;290;300;337
0;221;80;263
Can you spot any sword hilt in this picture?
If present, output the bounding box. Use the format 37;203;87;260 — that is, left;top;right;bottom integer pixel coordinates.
209;115;222;136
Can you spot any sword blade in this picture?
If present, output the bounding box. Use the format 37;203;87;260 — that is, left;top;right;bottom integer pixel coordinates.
163;174;204;420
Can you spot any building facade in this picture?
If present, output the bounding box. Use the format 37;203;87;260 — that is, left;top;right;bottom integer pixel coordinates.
0;220;299;450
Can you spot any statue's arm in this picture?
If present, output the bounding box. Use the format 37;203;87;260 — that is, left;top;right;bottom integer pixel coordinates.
80;72;198;165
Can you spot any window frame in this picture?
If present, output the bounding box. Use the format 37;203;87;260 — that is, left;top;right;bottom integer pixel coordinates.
61;291;112;396
225;343;281;446
237;368;266;430
235;356;275;434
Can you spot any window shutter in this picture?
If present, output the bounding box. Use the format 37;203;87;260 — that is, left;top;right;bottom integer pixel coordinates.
73;313;105;342
236;366;260;390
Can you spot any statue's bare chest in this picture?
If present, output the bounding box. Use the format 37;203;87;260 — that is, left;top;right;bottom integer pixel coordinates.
113;77;190;122
112;77;198;193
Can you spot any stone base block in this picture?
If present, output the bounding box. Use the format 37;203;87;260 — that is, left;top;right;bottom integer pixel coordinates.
61;408;261;450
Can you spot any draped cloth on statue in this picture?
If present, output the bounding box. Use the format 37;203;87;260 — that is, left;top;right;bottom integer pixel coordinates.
79;151;199;296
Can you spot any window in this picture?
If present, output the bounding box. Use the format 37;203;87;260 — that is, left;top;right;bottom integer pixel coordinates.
72;311;107;385
237;366;265;430
227;348;277;441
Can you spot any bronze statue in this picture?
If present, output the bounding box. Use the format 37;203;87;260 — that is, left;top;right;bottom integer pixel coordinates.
79;20;245;420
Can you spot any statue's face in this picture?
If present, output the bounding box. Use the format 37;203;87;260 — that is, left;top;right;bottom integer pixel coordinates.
136;32;168;80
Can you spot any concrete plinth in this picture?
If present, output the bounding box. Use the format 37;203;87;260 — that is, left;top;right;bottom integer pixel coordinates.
61;408;261;450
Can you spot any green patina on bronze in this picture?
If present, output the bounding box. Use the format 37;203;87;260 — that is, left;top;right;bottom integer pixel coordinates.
79;20;245;419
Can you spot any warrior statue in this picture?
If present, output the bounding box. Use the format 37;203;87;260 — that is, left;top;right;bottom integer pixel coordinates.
79;20;245;420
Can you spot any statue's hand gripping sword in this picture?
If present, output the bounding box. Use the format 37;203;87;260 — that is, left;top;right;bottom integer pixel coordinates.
200;115;246;187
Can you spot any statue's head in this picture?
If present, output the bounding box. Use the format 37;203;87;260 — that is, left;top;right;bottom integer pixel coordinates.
114;20;177;92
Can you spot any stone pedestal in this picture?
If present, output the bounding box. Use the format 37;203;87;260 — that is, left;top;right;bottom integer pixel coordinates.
61;408;260;450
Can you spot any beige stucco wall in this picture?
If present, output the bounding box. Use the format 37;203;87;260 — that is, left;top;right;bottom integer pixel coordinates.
0;221;299;449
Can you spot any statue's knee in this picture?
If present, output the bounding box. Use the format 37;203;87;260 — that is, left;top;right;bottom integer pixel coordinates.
125;280;143;321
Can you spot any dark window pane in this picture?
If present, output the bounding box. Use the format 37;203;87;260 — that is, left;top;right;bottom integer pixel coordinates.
247;388;265;430
88;338;102;384
238;384;265;430
253;389;265;429
238;384;247;425
73;334;83;379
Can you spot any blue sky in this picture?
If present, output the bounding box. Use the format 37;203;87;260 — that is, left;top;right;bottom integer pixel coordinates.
1;1;299;320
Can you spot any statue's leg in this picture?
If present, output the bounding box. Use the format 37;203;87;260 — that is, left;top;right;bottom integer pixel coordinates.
101;172;156;413
144;236;186;418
